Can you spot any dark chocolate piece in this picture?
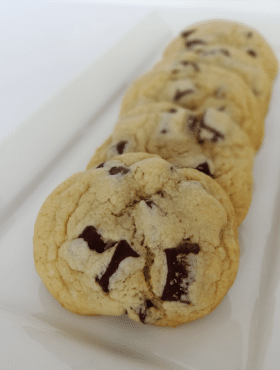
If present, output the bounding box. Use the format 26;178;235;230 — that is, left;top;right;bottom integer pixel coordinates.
187;114;198;131
185;39;207;49
173;89;194;102
145;200;155;208
96;162;105;168
138;300;155;324
79;226;116;253
109;166;130;175
247;49;257;57
180;60;200;72
188;114;225;144
116;140;127;154
160;129;168;134
181;29;195;38
195;162;212;177
169;108;177;113
161;241;200;303
220;48;230;56
96;240;139;293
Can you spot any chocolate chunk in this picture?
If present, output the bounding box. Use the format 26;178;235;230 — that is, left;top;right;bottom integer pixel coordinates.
173;89;194;102
145;200;155;208
187;114;199;131
138;300;155;324
160;129;168;134
220;48;230;56
188;114;225;144
96;162;105;168
96;240;140;293
195;162;212;177
199;115;225;143
180;60;200;72
116;140;127;154
185;39;206;49
247;49;257;57
109;166;130;175
246;31;253;38
79;226;116;253
181;29;195;38
161;241;200;303
169;108;177;113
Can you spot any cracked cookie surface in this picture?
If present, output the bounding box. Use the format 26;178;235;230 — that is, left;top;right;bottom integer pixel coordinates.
34;153;239;327
87;103;254;225
119;62;264;150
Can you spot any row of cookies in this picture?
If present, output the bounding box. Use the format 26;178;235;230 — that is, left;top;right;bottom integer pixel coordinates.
86;20;278;226
33;20;277;327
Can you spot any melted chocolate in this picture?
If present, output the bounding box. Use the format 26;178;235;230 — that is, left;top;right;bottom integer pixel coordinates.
181;29;196;38
180;60;200;72
185;39;206;49
195;162;212;177
173;89;194;102
116;140;127;154
96;240;139;293
247;49;257;57
96;162;105;168
161;241;200;303
145;200;155;208
188;114;225;144
79;226;115;253
220;48;230;56
187;115;198;131
109;166;130;175
138;300;155;323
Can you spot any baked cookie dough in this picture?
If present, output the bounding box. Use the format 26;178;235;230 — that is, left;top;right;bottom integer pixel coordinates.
163;19;278;81
87;103;254;225
33;153;239;327
155;46;272;117
119;63;264;151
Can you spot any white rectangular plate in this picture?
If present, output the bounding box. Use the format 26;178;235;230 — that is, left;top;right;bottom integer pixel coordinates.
1;9;280;370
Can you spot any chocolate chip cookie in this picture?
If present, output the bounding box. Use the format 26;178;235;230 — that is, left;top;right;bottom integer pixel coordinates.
155;46;273;117
163;19;278;81
86;102;254;225
119;63;264;150
33;153;239;327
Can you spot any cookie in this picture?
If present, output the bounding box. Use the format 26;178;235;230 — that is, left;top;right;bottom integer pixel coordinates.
163;19;278;80
119;64;264;151
155;46;272;117
33;153;239;327
86;103;254;225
